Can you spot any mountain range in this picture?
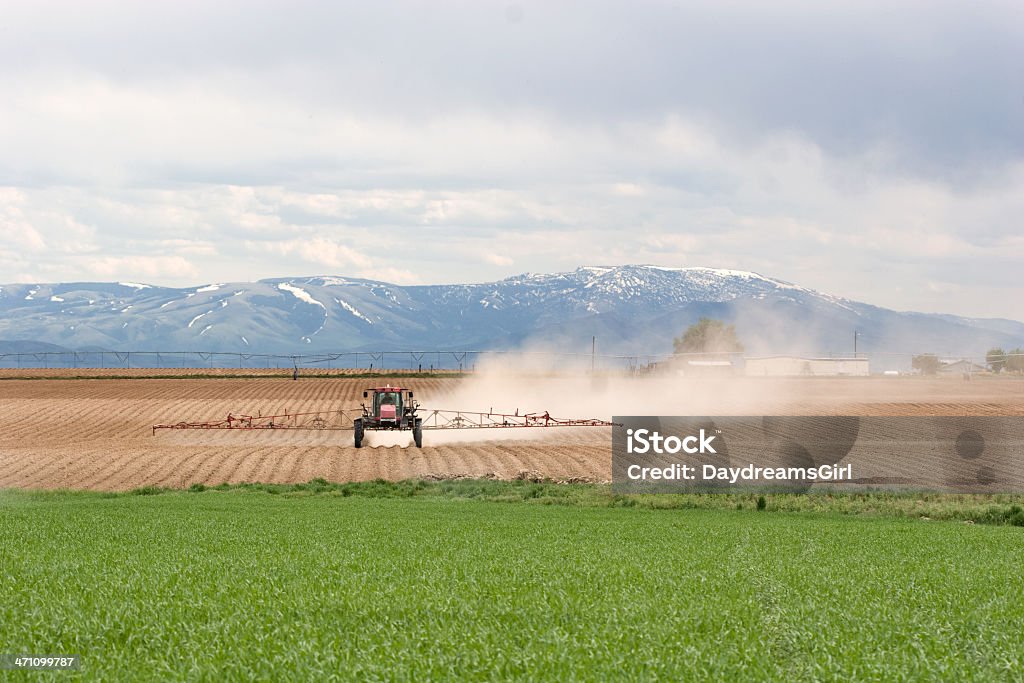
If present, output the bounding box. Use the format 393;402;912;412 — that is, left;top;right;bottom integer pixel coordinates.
1;266;1021;368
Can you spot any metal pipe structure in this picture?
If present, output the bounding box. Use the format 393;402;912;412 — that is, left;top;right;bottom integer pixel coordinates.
152;408;617;435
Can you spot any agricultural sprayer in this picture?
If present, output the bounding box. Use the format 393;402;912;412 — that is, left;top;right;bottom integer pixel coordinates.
152;384;616;448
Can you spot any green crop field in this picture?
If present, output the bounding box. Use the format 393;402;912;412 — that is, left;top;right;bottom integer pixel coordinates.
1;483;1023;681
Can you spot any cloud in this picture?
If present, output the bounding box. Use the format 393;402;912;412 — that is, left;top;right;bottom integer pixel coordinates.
0;202;48;253
245;235;417;284
255;237;366;270
481;252;514;267
88;255;198;280
359;267;417;285
0;2;1020;320
148;239;219;257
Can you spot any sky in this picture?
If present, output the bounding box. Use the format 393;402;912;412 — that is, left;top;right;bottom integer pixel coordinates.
0;0;1022;319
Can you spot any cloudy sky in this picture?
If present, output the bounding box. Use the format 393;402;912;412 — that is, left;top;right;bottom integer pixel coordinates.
1;0;1021;319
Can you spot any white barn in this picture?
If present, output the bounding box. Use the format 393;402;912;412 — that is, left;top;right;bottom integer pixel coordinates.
937;359;987;375
744;356;869;377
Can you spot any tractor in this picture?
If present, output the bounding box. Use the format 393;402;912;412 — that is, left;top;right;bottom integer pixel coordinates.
353;385;422;448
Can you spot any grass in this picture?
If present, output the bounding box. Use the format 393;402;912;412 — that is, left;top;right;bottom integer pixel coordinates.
0;485;1023;680
113;478;1024;527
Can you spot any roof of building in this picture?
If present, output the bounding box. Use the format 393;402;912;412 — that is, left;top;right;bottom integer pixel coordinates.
744;356;868;362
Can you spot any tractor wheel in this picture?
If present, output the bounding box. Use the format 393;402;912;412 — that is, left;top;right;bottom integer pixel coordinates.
413;420;423;448
354;419;364;448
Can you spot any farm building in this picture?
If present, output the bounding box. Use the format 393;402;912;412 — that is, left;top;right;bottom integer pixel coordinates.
744;356;869;377
937;359;987;375
675;359;736;376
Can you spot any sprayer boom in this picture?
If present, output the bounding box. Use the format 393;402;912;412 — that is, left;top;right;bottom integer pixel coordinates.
152;386;618;449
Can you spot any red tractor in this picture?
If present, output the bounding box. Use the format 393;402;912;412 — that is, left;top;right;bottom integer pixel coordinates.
354;385;422;448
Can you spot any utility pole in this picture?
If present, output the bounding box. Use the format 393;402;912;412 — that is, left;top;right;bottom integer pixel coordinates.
854;331;859;358
591;336;596;374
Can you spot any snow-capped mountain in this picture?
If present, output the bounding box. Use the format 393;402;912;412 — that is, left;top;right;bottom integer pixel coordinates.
0;266;1021;360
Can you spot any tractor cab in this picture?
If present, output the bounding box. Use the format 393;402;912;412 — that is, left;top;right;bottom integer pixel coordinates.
374;389;404;422
355;385;422;448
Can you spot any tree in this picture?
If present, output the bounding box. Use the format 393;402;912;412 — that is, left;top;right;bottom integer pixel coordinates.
911;353;941;375
674;318;744;355
1006;348;1024;374
986;348;1007;374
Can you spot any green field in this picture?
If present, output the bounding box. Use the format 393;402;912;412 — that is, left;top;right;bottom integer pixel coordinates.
1;483;1023;681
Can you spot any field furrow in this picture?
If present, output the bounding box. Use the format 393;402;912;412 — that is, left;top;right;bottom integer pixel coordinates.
0;375;1019;490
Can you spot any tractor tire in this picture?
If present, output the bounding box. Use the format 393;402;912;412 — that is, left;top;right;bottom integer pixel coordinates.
413;420;423;449
354;419;364;449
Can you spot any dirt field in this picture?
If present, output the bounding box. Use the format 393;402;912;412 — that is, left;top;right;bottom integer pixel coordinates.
0;367;463;378
0;374;1020;491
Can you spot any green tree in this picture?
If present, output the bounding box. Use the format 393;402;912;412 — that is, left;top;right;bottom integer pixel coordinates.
674;318;744;355
986;348;1007;374
1006;348;1024;374
911;353;941;375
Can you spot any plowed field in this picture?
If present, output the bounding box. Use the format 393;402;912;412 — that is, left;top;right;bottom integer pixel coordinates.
0;374;1020;490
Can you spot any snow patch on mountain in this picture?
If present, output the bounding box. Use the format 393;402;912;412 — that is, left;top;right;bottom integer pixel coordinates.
310;276;354;287
335;298;372;324
188;311;210;328
278;283;325;309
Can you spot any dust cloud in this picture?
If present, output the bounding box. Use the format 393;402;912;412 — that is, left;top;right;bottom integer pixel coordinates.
426;349;1003;440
